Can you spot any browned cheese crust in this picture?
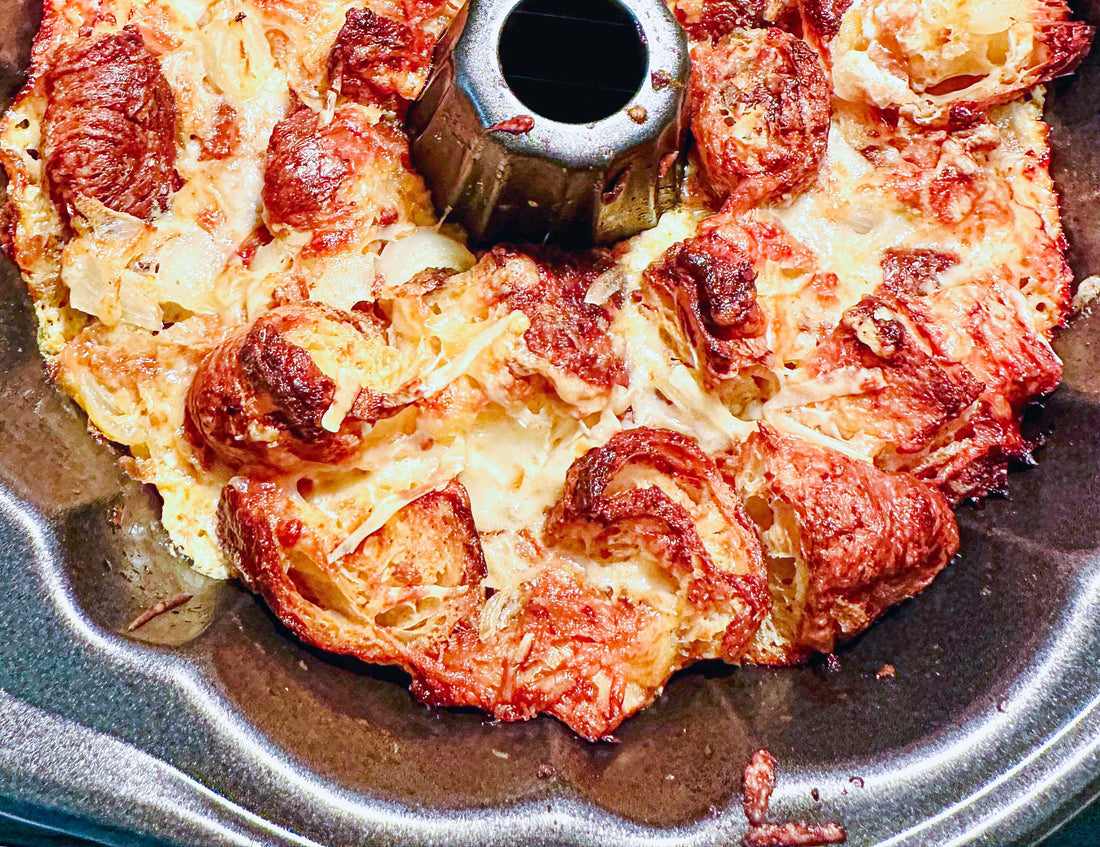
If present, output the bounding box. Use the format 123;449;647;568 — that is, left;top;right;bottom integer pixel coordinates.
262;103;420;246
689;27;831;208
546;427;769;657
645;231;769;384
328;8;435;114
218;428;770;739
484;246;628;399
671;0;799;39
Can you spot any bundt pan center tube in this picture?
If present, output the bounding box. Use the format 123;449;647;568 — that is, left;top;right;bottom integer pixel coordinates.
405;0;689;245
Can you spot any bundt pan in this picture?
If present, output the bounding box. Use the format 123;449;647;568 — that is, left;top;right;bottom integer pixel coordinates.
405;0;689;245
0;0;1099;843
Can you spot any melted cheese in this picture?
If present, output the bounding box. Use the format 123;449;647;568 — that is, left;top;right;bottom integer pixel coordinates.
0;0;1079;588
831;0;1056;124
320;368;363;433
616;206;711;296
615;303;757;452
459;401;623;533
328;464;460;562
767;124;919;293
407;312;529;401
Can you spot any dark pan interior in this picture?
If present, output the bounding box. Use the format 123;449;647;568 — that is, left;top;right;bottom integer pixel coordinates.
0;1;1098;845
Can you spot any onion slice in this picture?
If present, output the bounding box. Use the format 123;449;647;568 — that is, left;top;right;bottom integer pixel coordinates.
376;227;475;289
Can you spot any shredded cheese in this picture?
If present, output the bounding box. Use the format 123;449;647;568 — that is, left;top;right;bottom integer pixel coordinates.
320;368;363;433
400;312;529;401
327;461;462;562
0;0;1078;595
763;412;875;463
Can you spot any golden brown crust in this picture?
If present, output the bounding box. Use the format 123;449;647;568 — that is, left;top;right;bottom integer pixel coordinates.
879;247;958;298
690;28;831;208
801;295;985;453
328;8;434;114
217;427;769;740
644;231;770;384
897;279;1062;408
982;12;1093;107
829;0;1093;125
412;566;673;741
218;476;487;666
885;402;1032;503
1;0;1087;742
262;103;415;240
773;265;1063;504
186;302;403;471
415;430;768;739
476;246;629;405
879;277;1063;500
734;425;959;659
673;0;798;40
42;26;180;222
798;0;853;52
547;427;769;658
858;116;1006;227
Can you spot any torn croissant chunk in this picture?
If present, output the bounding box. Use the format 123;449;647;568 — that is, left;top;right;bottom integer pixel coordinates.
219;427;774;739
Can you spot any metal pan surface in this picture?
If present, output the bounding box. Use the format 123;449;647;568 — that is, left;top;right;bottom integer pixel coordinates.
0;1;1098;844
